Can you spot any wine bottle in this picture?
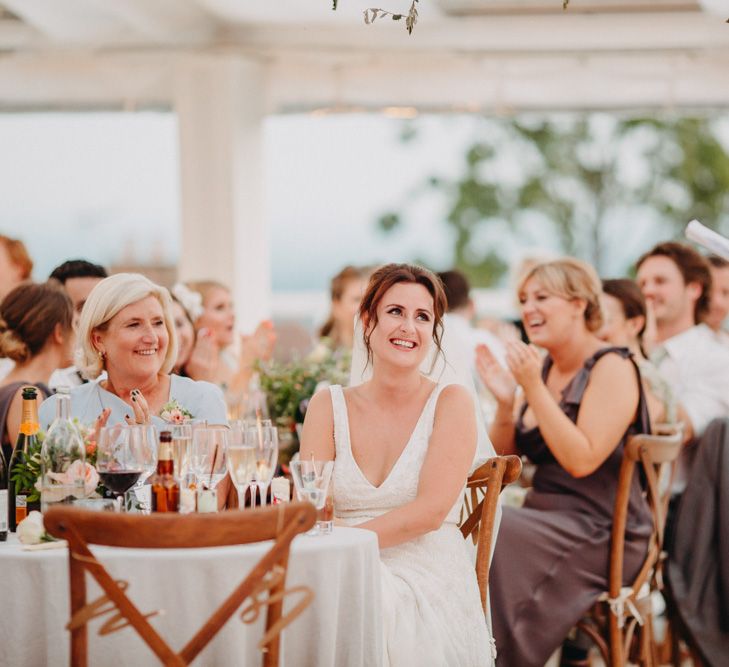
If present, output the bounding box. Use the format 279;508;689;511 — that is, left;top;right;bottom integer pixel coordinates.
8;387;42;532
0;447;8;541
151;431;179;513
40;387;85;512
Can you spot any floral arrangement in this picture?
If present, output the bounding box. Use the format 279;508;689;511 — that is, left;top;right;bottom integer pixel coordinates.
159;399;193;424
10;420;102;503
257;343;351;431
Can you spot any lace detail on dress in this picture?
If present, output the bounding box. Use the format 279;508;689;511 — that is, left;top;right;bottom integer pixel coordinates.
328;383;493;667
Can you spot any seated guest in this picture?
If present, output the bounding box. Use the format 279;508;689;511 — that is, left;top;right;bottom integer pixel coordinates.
302;263;493;666
185;280;276;392
636;242;729;447
318;265;368;353
39;273;226;430
438;268;507;368
598;278;680;427
0;234;32;301
0;235;33;381
169;287;216;382
48;258;108;389
477;258;651;667
705;255;729;345
0;282;74;461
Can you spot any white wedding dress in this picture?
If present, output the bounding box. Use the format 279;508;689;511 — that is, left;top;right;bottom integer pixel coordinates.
329;383;494;667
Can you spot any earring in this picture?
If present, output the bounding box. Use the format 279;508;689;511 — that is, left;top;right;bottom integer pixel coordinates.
98;350;105;360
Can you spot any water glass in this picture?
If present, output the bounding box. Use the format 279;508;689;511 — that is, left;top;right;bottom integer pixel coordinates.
290;460;334;535
190;426;229;490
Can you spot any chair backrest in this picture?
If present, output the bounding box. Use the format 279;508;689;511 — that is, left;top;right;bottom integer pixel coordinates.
44;503;317;667
608;427;683;604
459;454;522;612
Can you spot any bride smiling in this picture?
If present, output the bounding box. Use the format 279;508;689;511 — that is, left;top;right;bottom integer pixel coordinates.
300;263;492;667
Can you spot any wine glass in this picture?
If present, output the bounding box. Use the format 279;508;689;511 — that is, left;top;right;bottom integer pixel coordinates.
249;424;278;507
127;424;157;512
226;428;256;511
290;460;334;535
169;423;192;486
96;425;144;512
190;426;229;490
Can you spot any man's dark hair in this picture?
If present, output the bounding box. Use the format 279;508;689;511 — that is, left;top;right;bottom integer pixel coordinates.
636;242;711;323
49;259;108;285
437;270;471;312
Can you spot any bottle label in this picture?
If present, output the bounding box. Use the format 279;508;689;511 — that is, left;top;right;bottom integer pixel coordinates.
15;494;27;524
19;421;40;436
0;490;7;531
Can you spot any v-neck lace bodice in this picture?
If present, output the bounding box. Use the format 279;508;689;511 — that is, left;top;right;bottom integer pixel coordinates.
328;383;494;666
330;383;461;524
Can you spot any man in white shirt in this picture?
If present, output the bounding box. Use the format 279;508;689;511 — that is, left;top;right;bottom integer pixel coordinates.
437;269;507;381
47;259;108;389
636;242;729;446
705;255;729;346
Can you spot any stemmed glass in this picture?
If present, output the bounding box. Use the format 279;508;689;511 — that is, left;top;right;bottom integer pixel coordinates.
169;423;193;486
96;425;145;512
227;425;256;510
127;424;157;512
249;424;278;508
290;460;334;535
190;426;229;491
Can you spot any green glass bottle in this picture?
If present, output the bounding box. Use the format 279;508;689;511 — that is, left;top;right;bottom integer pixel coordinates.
8;387;42;532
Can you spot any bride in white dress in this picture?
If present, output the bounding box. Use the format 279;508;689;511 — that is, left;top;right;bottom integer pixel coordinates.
301;263;494;667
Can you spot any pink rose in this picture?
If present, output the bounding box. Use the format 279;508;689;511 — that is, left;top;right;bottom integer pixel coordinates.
47;461;99;498
169;409;185;424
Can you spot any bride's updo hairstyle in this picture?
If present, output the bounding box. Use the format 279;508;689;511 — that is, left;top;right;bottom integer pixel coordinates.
517;257;604;332
358;263;447;365
0;282;73;364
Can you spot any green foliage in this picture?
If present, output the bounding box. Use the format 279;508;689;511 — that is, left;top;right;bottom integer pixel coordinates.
257;344;351;429
378;113;729;283
10;436;42;502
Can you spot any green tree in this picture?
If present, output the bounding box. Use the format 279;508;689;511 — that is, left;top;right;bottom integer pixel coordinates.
378;114;729;285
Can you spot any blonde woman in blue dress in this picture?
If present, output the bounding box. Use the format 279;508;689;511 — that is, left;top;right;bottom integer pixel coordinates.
301;263;493;667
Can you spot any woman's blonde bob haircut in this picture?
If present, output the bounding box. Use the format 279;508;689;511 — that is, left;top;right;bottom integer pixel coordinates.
517;257;604;332
76;273;178;380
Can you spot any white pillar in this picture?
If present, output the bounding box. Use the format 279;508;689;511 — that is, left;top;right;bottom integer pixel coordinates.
174;54;269;333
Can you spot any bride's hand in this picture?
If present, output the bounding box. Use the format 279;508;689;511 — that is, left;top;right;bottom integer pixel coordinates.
476;344;517;407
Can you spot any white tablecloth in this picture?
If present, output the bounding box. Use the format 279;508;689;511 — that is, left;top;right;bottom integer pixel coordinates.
0;527;382;667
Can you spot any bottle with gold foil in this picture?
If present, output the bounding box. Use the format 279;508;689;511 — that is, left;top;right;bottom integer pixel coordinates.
151;431;179;513
8;387;42;531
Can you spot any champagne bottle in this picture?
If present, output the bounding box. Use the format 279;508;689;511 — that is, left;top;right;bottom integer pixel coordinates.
0;447;8;541
151;431;179;513
8;387;42;532
40;387;85;512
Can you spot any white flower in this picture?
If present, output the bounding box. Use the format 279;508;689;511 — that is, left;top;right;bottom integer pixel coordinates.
171;283;204;321
17;511;46;545
306;343;331;364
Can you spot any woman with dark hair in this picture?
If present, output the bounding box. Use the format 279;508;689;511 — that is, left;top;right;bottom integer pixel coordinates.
301;263;492;666
598;278;678;426
0;282;74;461
318;265;367;352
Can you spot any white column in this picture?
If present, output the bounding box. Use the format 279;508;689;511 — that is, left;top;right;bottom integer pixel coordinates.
174;54;269;333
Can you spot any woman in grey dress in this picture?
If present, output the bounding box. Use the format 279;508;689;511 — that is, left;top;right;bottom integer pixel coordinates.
476;258;651;666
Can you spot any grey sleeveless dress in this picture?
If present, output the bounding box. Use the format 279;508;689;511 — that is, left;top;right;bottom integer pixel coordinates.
490;347;652;666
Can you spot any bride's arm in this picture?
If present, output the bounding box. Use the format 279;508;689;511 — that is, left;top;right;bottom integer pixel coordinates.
299;389;336;461
357;384;477;549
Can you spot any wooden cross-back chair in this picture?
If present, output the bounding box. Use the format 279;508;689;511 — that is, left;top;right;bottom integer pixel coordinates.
576;427;683;667
44;502;317;667
459;454;522;611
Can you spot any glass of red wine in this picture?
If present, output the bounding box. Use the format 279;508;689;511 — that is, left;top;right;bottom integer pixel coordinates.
97;425;144;512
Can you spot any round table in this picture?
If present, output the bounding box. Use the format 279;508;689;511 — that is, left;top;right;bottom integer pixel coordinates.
0;527;382;667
